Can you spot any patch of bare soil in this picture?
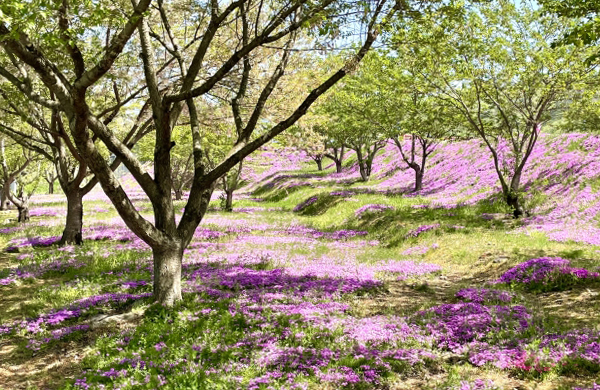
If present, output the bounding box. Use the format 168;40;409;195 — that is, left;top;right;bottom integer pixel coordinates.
535;287;600;329
0;313;143;389
350;273;463;318
0;330;98;390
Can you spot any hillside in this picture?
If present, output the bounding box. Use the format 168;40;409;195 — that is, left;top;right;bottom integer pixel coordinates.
243;133;600;247
1;134;600;390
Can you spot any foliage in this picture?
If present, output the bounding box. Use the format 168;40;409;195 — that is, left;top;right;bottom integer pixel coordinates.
541;0;600;63
282;112;328;169
318;54;391;181
390;1;597;215
556;90;600;133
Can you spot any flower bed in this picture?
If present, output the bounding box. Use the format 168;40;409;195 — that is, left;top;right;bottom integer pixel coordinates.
495;257;599;292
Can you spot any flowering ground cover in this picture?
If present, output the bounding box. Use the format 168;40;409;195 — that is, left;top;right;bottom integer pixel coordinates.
1;138;600;389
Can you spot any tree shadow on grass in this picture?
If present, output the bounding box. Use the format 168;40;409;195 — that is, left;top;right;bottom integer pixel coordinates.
0;321;131;390
0;253;67;323
251;171;328;197
35;261;420;389
0;280;55;323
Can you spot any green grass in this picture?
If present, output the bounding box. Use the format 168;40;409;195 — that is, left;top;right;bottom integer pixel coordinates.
1;167;600;390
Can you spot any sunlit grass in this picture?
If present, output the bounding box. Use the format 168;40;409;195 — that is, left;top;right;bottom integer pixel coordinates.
1;165;599;390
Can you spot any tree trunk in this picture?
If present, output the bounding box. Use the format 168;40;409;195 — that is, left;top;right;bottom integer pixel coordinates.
174;189;183;200
153;243;184;306
60;190;84;245
17;205;29;222
225;189;234;211
507;171;523;218
316;159;323;171
366;158;373;178
48;180;54;194
414;167;423;192
0;188;8;210
359;162;369;182
335;160;342;173
506;192;523;218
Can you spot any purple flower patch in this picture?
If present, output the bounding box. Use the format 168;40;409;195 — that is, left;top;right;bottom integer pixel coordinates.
355;204;394;217
405;224;440;239
293;196;318;212
495;257;599;291
455;288;515;304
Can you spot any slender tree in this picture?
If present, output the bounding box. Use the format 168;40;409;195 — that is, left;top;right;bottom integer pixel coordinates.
43;164;58;194
324;140;345;174
284;114;328;171
320;55;390;182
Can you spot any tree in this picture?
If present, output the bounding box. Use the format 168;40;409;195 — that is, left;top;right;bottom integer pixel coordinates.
43;163;58;194
284;112;349;173
340;52;458;191
392;1;596;216
0;0;404;305
0;84;152;244
389;100;457;192
220;163;243;211
0;184;7;210
286;59;348;174
284;113;328;171
320;54;390;182
323;137;346;174
7;162;42;222
0;138;38;222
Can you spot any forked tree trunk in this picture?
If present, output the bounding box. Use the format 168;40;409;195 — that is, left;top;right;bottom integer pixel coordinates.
315;159;323;171
153;243;184;306
325;147;344;173
17;206;29;222
60;190;84;245
225;189;234;211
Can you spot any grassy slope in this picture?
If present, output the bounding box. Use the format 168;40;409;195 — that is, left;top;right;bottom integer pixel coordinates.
0;135;599;389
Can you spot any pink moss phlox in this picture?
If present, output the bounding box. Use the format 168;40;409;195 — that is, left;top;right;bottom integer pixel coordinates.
355;204;394;217
293;196;318;212
495;257;599;288
455;288;515;304
405;224;441;239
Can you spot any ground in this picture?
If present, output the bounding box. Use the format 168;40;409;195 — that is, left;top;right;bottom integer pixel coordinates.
1;139;600;390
